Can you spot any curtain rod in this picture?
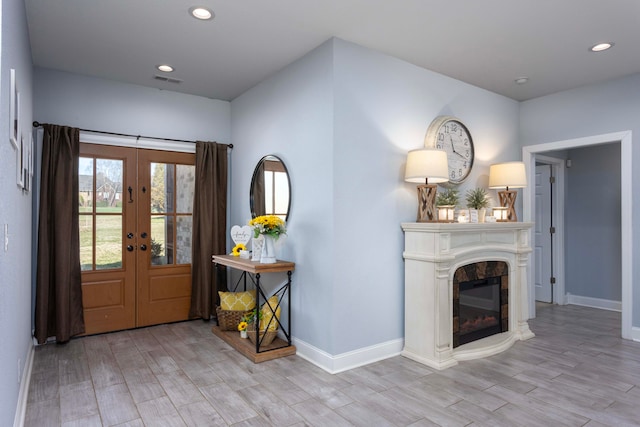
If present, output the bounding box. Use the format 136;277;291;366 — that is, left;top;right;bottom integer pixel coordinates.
32;121;233;149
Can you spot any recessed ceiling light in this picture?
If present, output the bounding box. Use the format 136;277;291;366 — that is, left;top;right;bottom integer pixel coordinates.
157;64;174;73
189;6;214;20
590;42;614;52
514;77;529;85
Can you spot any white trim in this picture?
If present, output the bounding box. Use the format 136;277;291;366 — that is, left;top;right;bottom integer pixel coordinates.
293;337;403;374
632;326;640;342
80;131;196;153
13;342;35;427
566;293;622;312
523;130;633;340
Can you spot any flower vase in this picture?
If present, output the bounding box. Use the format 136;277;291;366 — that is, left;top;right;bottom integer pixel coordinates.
240;330;248;339
260;235;277;264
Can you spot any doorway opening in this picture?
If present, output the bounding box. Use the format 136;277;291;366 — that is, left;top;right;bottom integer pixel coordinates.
523;131;632;340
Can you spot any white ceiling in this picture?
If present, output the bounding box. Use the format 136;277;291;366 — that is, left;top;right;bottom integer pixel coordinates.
24;0;640;102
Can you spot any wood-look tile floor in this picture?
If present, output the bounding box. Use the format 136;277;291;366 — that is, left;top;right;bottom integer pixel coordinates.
24;304;640;426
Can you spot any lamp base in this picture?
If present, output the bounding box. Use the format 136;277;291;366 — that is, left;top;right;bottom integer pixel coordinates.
416;184;438;222
498;190;518;222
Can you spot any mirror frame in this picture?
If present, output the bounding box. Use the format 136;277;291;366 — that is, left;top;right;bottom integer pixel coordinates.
250;155;292;221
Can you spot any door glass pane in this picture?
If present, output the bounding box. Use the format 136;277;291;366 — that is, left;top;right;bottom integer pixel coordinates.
96;159;123;214
79;215;93;270
176;164;194;213
151;215;174;265
176;216;192;264
151;163;175;213
79;157;94;212
95;215;122;270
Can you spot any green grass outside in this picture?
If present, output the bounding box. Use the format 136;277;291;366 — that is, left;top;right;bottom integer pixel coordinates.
80;215;168;270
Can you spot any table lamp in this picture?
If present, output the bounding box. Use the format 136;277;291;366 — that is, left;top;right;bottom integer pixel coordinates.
405;148;449;222
489;161;527;222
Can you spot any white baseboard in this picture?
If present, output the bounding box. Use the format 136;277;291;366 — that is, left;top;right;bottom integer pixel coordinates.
14;342;35;427
632;326;640;342
566;293;621;312
293;337;403;374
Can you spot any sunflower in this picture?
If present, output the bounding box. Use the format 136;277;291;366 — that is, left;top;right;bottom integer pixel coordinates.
231;243;246;257
237;321;248;332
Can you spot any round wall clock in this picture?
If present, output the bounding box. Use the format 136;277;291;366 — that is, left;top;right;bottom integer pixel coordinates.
424;116;474;185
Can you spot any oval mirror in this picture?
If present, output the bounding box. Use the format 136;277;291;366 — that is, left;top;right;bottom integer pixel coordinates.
250;155;291;221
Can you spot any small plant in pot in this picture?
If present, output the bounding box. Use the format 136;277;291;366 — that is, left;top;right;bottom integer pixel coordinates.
436;188;459;222
465;187;490;223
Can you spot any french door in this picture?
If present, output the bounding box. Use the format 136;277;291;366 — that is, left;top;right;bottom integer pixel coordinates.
79;144;195;335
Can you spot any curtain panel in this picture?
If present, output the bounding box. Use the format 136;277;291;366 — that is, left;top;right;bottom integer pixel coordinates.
189;141;228;319
35;124;85;344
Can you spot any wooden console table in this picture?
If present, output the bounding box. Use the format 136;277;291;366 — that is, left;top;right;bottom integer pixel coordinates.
211;254;296;363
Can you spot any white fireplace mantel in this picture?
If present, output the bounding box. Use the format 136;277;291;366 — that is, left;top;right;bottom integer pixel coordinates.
401;222;535;370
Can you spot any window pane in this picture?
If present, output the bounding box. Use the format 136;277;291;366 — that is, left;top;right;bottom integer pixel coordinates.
79;157;94;213
151;163;175;213
264;171;274;214
95;215;122;270
176;164;194;214
274;171;290;215
151;215;174;265
96;159;123;214
79;214;93;271
176;215;192;265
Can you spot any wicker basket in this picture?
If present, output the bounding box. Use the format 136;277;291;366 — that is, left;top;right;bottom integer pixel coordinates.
215;306;249;331
246;324;278;346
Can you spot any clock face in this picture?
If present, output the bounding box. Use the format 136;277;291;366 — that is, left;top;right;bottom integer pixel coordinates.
433;119;474;184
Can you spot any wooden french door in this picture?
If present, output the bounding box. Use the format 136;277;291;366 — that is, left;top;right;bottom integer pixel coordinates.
79;144;195;335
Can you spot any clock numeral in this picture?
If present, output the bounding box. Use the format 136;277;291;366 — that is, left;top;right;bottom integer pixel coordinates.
438;133;444;141
464;138;469;146
451;123;458;132
465;150;470;158
450;170;456;179
459;169;463;177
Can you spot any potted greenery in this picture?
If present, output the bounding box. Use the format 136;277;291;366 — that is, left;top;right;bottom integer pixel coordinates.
436;188;459;222
465;187;490;223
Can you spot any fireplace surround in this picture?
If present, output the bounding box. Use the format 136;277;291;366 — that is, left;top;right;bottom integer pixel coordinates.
401;222;534;370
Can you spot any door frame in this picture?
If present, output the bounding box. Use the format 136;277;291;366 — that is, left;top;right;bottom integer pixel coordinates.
522;130;632;340
533;155;565;306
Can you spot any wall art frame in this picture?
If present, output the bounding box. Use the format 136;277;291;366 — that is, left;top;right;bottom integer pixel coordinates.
9;69;19;149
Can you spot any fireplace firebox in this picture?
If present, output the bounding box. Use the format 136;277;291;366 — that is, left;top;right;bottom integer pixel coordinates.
453;261;508;348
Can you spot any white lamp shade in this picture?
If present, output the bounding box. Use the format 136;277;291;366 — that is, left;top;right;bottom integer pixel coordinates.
489;161;527;189
404;148;449;184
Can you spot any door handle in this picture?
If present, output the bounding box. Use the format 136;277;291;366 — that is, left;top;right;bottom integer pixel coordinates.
141;232;148;238
140;244;147;251
127;232;134;239
127;245;134;252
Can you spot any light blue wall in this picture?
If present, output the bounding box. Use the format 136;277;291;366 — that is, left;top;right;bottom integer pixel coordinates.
565;144;621;301
34;68;231;143
0;0;34;424
231;41;335;351
231;38;521;355
520;73;640;326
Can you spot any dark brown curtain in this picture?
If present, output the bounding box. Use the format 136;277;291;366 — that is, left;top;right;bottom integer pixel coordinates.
35;124;84;344
189;141;228;319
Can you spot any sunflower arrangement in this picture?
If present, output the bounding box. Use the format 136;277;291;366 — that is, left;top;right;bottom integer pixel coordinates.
231;243;246;257
237;321;248;332
248;215;286;240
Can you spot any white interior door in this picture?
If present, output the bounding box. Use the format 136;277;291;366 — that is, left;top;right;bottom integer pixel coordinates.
535;164;553;302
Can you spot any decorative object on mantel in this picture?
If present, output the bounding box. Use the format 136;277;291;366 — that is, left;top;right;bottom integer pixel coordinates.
231;243;246;257
492;207;508;221
489;162;527;222
405;148;449;222
436;188;458;222
248;215;287;263
465;187;490;223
